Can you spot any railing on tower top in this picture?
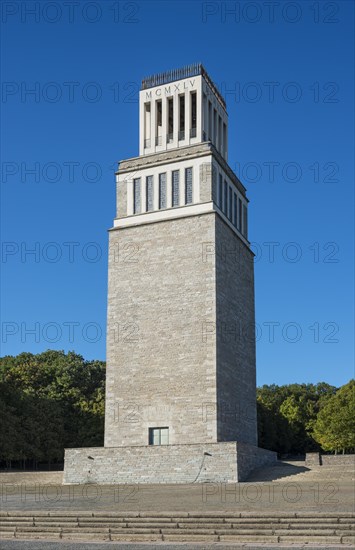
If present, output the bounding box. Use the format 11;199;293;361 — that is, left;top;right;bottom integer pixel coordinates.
141;63;226;110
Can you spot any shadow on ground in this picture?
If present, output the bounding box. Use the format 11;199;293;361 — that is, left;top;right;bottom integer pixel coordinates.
246;460;310;482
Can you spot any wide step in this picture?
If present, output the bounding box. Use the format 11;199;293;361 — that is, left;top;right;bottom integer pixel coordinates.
0;511;353;544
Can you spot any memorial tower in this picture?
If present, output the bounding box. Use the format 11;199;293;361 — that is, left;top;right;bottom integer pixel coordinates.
64;65;277;485
105;64;257;448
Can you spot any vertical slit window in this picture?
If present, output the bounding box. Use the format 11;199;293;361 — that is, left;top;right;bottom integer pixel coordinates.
144;103;151;148
172;170;180;207
238;198;242;231
202;93;207;140
218;116;222;151
179;95;185;140
190;91;197;137
211;165;217;203
220;119;224;156
159;173;166;210
185;167;193;204
133;178;141;214
243;204;248;238
224;180;228;215
146;175;153;212
208;101;212;140
167;98;173;142
213;109;217;145
228;187;232;220
223;123;227;156
219;174;223;209
233;193;237;227
155;100;162;145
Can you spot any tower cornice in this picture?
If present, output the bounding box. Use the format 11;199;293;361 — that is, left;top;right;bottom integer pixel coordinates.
116;142;247;199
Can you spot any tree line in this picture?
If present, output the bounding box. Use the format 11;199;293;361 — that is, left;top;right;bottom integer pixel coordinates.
0;351;104;468
257;381;354;454
0;351;353;468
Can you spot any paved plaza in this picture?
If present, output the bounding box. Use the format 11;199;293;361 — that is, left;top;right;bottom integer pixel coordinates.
1;461;353;514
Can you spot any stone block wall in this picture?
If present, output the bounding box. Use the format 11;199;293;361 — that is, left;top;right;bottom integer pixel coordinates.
105;210;257;449
105;212;217;447
215;216;257;445
305;453;355;467
305;452;321;466
63;442;277;484
236;442;277;480
321;454;355;466
64;443;238;484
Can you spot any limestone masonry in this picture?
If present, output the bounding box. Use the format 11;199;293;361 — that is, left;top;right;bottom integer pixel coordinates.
64;63;276;483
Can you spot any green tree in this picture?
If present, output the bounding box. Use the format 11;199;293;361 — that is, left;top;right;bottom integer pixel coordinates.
313;380;355;453
0;350;106;466
257;382;336;454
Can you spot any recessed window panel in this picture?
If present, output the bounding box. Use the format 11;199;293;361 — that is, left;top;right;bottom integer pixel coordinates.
224;180;228;215
233;193;237;227
238;198;242;231
219;174;223;209
133;178;141;214
146;175;153;212
159;173;167;209
228;187;232;220
243;204;248;237
185;167;193;204
191;91;197;130
172;170;180;207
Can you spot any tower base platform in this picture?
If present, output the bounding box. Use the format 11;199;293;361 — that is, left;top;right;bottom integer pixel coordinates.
63;442;276;484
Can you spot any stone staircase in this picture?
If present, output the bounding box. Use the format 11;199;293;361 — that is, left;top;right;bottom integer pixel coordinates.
0;511;354;544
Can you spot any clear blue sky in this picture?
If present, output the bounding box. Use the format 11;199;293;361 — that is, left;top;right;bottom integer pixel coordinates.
1;0;354;387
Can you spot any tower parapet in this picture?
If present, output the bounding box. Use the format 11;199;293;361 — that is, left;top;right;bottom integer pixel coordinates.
139;63;228;160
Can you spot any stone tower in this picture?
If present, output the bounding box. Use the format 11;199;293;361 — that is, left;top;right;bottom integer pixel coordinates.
104;64;257;449
64;65;276;484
